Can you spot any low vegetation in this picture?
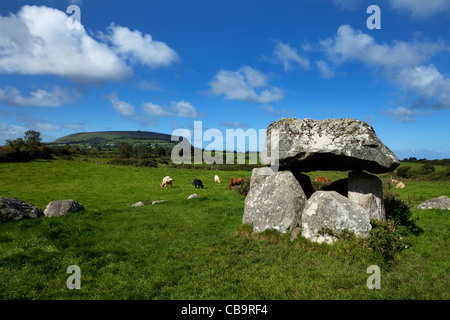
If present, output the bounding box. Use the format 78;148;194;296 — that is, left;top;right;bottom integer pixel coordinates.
0;159;448;299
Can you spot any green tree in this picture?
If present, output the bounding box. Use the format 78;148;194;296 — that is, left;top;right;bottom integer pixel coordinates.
118;142;133;159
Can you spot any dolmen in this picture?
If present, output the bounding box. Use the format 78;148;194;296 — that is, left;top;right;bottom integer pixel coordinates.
243;118;400;243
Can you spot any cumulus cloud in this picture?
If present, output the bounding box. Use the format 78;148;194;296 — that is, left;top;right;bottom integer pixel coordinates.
0;123;27;143
106;93;137;120
320;25;444;68
142;102;172;117
315;60;335;79
320;25;450;122
15;115;60;132
0;5;132;84
102;24;179;69
268;41;310;72
0;86;77;107
388;0;450;18
171;101;202;118
381;106;421;123
208;66;284;104
331;0;362;11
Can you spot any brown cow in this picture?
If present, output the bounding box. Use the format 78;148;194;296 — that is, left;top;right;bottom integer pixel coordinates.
228;177;244;190
315;176;332;184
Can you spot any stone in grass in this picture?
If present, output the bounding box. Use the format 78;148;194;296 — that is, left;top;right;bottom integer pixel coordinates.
44;199;85;217
0;197;44;223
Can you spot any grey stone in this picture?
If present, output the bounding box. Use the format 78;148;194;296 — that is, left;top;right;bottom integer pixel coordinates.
348;171;385;221
131;201;146;207
290;227;301;242
243;171;307;233
44;199;85;217
417;196;450;210
301;191;372;244
249;167;276;190
265;118;400;174
152;200;167;204
0;197;44;223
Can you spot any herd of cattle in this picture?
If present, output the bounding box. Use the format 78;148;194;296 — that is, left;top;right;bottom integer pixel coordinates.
160;175;406;191
160;175;246;190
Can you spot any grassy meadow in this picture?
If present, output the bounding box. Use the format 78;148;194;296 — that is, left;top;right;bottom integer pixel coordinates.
0;159;449;300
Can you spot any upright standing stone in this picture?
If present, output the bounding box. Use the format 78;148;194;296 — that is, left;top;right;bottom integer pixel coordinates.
348;171;385;221
243;171;307;233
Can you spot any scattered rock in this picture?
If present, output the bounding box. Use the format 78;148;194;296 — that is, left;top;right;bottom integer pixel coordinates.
0;197;44;223
301;191;372;244
152;200;167;205
265;118;400;174
290;227;301;242
44;199;85;217
348;171;385;221
417;196;450;210
131;201;146;207
187;194;199;200
243;171;307;233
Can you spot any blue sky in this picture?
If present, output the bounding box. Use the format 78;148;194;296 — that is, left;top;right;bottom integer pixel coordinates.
0;0;449;159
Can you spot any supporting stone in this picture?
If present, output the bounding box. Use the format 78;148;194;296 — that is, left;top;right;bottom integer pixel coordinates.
347;171;385;221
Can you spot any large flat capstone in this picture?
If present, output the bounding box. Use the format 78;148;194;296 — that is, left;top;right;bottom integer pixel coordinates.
265;118;400;174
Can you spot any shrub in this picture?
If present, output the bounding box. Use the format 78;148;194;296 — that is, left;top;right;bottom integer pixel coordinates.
233;179;250;196
421;163;435;175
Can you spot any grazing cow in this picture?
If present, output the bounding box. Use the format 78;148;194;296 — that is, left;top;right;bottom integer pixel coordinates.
214;175;221;183
228;177;244;190
192;178;204;189
315;177;332;184
161;176;173;188
395;181;405;189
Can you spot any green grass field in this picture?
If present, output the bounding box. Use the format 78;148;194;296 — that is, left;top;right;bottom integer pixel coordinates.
0;160;448;299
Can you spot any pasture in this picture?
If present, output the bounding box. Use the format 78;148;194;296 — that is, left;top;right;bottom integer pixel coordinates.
0;160;449;300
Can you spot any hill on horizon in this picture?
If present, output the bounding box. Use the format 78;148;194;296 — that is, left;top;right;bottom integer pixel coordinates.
47;130;181;148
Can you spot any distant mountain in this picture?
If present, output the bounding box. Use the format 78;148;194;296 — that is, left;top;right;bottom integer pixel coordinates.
47;130;182;148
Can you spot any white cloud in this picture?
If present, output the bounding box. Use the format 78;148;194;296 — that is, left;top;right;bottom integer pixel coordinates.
388;0;450;18
315;60;335;79
106;93;137;119
320;25;443;68
320;25;450;122
142;102;172;117
0;86;77;107
208;66;284;104
171;101;201;118
0;123;27;144
381;106;420;123
268;41;310;71
104;24;179;69
0;5;132;84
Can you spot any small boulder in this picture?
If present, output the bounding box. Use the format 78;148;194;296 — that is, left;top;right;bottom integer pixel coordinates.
243;171;307;233
0;197;44;223
417;196;450;210
44;199;85;217
152;200;167;205
131;201;146;207
301;191;372;244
